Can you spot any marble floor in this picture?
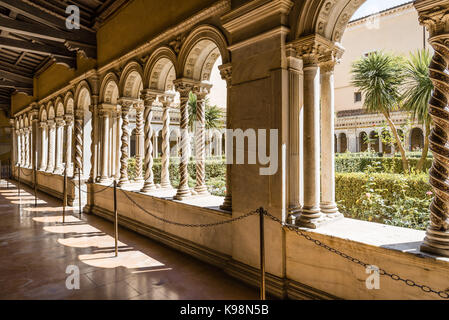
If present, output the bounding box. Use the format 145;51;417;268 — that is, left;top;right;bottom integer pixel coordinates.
0;179;259;300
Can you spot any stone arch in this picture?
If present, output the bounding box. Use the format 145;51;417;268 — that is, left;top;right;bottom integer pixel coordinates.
144;46;178;92
359;131;368;152
339;132;347;152
74;81;93;177
64;92;74;115
55;97;65;117
295;0;367;43
47;102;55;120
119;61;144;99
369;130;379;152
178;25;230;81
39;106;47;122
100;72;120;104
410;127;424;151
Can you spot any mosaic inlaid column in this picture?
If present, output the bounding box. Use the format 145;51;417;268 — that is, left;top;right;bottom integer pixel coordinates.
39;123;47;171
194;84;211;195
54;117;65;174
118;102;131;187
320;59;342;219
135;102;145;183
64;115;74;176
416;1;449;257
73;110;84;179
140;91;156;192
161;94;173;189
174;79;194;200
46;120;56;173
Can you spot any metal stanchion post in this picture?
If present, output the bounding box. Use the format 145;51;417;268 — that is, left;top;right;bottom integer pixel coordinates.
34;154;38;207
63;168;67;224
78;169;82;218
114;180;118;257
18;163;21;198
259;208;266;300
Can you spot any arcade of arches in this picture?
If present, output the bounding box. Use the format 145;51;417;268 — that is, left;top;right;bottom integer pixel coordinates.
7;0;449;299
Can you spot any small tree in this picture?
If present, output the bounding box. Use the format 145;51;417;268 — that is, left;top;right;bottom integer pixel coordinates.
402;49;433;171
351;51;409;172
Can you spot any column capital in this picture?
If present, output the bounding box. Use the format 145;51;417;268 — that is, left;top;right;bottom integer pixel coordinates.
218;63;232;85
415;0;449;36
55;117;65;127
290;34;344;67
118;97;136;108
74;109;84;119
161;93;175;108
40;121;48;128
173;78;201;98
140;89;160;107
47;119;56;129
64;115;74;124
193;83;212;101
133;101;145;112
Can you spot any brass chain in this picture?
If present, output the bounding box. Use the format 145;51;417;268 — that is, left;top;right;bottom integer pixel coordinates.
260;209;449;299
71;181;115;194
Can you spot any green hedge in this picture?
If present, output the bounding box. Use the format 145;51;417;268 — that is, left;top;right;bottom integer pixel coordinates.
336;172;431;230
335;156;432;173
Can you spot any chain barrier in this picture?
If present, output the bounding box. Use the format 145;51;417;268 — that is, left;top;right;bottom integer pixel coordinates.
259;209;449;300
120;189;259;227
71;180;115;194
18;168;34;177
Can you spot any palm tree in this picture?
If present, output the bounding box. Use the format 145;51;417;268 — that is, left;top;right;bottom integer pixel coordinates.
402;49;433;171
351;51;409;172
187;91;224;131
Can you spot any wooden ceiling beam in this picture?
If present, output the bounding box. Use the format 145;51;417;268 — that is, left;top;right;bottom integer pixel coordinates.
0;36;76;59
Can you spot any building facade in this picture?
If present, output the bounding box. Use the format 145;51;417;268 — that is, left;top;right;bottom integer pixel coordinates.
334;2;428;153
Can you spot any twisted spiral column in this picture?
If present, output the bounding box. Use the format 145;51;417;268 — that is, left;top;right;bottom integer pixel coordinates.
119;104;131;187
421;33;449;256
194;90;209;195
161;95;173;189
141;92;156;192
74;110;84;178
18;129;23;166
174;80;193;200
135;103;145;183
54;118;65;174
23;128;29;168
99;109;110;182
64;116;73;176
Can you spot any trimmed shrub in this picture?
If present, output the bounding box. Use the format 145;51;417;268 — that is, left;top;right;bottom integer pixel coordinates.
335;155;432;173
336;171;431;230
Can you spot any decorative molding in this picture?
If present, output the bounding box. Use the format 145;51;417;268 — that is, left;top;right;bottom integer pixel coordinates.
227;26;290;51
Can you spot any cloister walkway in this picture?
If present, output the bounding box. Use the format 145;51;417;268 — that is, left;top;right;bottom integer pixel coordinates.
0;179;258;300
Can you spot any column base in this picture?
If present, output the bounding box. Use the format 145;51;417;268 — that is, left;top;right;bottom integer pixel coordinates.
220;195;232;211
118;179;129;188
99;177;111;184
296;206;324;229
174;185;191;200
320;202;344;220
160;182;173;190
194;185;209;196
141;182;156;193
420;227;449;258
54;167;64;175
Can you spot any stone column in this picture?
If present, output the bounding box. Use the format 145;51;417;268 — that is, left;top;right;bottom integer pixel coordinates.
174;79;194;200
193;84;211;195
28;125;33;168
11;121;16;167
31;114;39;174
15;129;20;166
64;115;73;176
134;102;145;183
54;117;65;174
416;1;449;257
219;64;233;211
161;94;173;189
46;120;56;173
114;109;121;179
18;129;23;166
294;41;324;228
286;52;302;216
140;91;157;192
23;128;29;168
74;110;84;179
320;60;342;219
39;123;47;170
110;109;118;179
99;108;110;182
118;101;131;187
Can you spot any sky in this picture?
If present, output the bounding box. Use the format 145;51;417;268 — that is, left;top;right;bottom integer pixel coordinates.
351;0;412;21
